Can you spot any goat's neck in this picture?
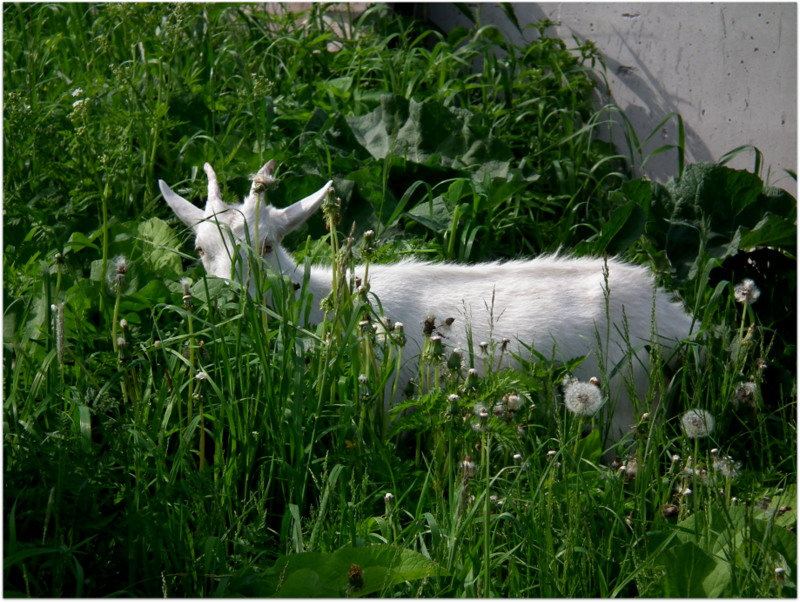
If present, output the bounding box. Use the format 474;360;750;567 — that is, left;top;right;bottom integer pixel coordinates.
271;243;334;323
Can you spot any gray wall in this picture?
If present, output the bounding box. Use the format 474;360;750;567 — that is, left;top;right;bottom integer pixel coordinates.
425;3;797;195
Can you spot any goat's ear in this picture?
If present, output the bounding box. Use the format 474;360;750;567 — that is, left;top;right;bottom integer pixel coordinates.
159;180;204;229
203;163;227;216
272;180;335;240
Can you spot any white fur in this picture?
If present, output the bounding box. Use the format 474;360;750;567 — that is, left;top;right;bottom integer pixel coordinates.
159;162;696;445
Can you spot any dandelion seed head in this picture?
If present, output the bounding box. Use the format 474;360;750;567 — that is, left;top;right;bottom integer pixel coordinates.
734;278;760;304
564;380;605;416
680;408;715;438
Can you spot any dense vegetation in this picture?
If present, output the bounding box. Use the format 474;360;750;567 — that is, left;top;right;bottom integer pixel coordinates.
4;3;796;597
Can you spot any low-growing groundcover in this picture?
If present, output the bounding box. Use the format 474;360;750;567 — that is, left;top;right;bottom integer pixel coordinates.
3;3;796;597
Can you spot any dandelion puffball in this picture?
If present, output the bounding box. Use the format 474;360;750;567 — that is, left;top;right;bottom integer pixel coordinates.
680;408;715;439
564;380;605;416
733;278;761;304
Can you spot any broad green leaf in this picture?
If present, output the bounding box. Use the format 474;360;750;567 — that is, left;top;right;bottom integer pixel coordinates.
405;196;453;233
653;540;730;597
250;545;448;597
594;200;645;255
345;95;513;177
137;217;183;278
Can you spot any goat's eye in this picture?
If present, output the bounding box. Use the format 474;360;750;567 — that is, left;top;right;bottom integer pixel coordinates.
196;247;205;257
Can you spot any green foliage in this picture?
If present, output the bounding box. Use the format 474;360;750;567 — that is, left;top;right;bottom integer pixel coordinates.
215;545;448;597
643;487;797;597
3;2;796;598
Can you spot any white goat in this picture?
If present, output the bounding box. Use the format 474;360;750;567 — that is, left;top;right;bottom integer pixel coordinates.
159;162;695;445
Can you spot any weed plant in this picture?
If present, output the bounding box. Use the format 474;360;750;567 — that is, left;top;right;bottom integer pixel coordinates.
4;3;796;597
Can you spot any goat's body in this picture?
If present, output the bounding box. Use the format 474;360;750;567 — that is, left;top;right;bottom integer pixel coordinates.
160;163;695;448
296;255;694;440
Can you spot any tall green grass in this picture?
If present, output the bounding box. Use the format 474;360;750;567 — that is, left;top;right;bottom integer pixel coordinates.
4;3;796;597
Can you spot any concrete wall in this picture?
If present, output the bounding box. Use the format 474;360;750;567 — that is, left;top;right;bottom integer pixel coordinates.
424;3;797;195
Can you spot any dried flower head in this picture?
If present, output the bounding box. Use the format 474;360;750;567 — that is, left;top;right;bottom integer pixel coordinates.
107;255;129;292
662;503;679;518
680;408;715;439
473;403;489;419
462;456;477;478
734;278;761;304
623;457;639;480
505;393;522;412
564;380;605;416
732;381;759;408
712;454;741;479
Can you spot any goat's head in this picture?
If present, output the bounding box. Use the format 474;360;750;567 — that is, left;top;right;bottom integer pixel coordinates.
159;162;333;291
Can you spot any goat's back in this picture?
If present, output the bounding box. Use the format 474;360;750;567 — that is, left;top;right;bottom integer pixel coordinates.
361;255;692;360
